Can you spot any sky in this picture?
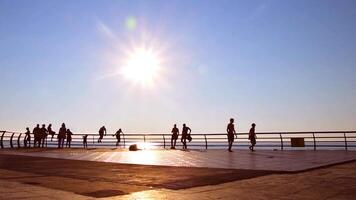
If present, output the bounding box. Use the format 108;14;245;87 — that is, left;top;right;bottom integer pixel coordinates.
0;0;355;133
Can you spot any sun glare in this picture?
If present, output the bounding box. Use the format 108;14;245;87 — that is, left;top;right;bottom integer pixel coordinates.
121;48;161;86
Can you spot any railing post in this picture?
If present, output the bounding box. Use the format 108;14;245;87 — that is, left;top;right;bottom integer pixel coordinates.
10;133;15;148
0;131;5;149
163;134;166;149
123;133;126;148
344;132;348;151
312;132;316;150
93;135;95;148
279;133;283;150
17;133;22;148
143;135;146;149
204;134;208;150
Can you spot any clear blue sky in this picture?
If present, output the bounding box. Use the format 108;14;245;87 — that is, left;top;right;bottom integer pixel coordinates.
1;0;355;133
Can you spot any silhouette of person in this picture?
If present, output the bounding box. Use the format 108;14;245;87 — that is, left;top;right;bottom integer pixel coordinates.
181;124;191;150
40;124;47;148
66;129;73;148
249;123;256;151
98;126;106;143
226;118;236;152
33;124;40;147
24;127;31;148
48;124;56;141
83;134;88;149
170;124;179;149
58;123;67;148
113;129;123;147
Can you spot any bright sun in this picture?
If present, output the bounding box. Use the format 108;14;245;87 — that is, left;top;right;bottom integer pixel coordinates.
121;48;161;86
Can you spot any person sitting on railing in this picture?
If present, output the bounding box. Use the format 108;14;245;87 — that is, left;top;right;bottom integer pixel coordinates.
40;124;48;148
249;123;257;151
226;118;237;152
48;124;56;142
66;129;73;148
98;126;106;143
113;129;123;147
83;134;88;149
33;124;40;148
58;123;67;148
171;124;179;149
181;124;191;150
24;127;31;148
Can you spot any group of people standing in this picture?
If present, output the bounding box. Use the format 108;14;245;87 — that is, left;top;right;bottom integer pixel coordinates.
169;118;256;152
24;123;73;148
226;118;257;152
22;118;256;151
170;123;192;150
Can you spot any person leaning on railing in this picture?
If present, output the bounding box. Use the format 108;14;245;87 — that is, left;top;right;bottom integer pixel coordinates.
181;124;191;150
170;124;179;149
113;129;123;147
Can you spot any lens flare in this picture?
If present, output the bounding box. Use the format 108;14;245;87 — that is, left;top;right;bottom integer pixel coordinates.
121;48;161;87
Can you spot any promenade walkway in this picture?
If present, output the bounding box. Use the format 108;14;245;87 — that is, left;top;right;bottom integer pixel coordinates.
0;149;356;199
1;148;356;171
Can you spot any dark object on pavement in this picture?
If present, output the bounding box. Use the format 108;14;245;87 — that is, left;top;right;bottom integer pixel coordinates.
129;144;139;151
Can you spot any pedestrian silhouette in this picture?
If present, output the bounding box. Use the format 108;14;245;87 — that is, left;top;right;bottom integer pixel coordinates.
113;129;123;147
66;129;73;148
33;124;40;147
58;123;66;148
24;127;31;148
98;126;106;143
48;124;56;141
181;124;191;150
170;124;179;149
83;134;88;149
226;118;237;152
40;124;47;148
249;123;257;151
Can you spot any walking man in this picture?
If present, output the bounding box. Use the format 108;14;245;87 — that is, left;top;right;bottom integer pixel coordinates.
83;134;88;149
249;123;257;151
227;118;237;152
24;127;31;148
66;129;73;148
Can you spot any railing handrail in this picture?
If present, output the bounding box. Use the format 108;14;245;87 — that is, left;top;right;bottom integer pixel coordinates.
1;130;356;150
1;130;356;136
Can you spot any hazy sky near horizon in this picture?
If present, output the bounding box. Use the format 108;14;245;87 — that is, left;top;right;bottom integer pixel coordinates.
1;0;356;133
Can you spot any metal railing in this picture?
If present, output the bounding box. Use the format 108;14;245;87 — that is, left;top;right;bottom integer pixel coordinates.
0;130;355;150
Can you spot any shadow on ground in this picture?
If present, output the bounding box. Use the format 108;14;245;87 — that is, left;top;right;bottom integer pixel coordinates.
0;154;278;197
